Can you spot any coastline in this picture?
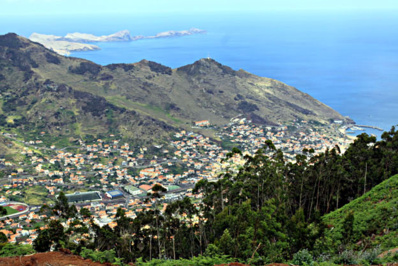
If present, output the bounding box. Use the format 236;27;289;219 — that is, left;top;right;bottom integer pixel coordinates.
29;28;206;56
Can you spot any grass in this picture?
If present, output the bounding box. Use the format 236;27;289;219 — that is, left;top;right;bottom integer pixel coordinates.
105;96;185;126
0;206;19;216
324;174;398;251
24;186;54;205
1;138;28;163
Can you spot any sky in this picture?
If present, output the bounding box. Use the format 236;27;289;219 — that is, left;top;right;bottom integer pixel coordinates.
1;0;398;16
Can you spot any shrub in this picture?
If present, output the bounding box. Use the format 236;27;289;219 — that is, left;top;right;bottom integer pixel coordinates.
292;249;314;266
334;249;357;265
80;247;117;263
359;246;380;265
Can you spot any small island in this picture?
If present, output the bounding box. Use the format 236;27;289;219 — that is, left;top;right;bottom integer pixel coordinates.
29;28;206;55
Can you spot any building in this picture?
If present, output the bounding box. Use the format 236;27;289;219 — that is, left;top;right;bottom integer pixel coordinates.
106;190;124;199
194;120;210;127
164;193;181;202
124;185;143;196
167;185;181;191
139;184;152;192
65;191;102;203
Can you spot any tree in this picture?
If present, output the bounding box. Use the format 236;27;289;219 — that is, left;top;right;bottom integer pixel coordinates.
33;220;66;252
218;229;234;256
53;191;78;219
53;191;70;218
0;232;8;250
0;207;7;216
80;207;92;218
148;184;167;259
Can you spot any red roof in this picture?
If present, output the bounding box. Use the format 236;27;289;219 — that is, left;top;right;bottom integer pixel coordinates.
139;184;152;191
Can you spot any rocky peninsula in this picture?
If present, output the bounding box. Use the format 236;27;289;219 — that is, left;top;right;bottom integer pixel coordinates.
29;28;206;55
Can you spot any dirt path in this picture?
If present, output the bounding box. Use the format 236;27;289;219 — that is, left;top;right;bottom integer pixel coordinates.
0;251;110;266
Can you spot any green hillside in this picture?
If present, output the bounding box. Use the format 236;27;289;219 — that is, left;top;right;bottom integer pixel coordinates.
324;174;398;254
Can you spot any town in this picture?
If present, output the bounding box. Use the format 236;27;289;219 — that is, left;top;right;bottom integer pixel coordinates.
0;118;354;245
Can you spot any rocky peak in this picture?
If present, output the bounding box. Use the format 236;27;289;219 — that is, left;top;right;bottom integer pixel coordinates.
136;60;172;75
0;33;29;48
176;58;237;76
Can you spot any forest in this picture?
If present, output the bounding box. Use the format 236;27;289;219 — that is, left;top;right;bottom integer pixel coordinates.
1;127;398;265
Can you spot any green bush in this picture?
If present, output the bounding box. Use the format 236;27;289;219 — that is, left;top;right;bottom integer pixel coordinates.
135;255;235;266
292;249;314;266
0;243;35;257
334;249;357;265
359;246;380;265
80;247;117;263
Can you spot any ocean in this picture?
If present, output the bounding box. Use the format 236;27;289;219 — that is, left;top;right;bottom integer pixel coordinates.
2;10;398;138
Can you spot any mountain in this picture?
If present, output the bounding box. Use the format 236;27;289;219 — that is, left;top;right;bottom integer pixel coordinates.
0;33;346;144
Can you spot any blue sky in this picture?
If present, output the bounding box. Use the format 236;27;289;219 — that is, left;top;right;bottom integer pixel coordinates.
2;0;398;16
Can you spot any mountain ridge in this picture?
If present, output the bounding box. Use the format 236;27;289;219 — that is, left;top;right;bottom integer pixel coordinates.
0;33;347;144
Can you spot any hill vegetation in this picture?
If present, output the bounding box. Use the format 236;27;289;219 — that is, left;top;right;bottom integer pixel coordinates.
324;173;398;256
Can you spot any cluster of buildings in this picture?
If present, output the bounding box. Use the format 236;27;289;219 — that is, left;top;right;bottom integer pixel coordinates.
0;119;353;244
220;119;352;160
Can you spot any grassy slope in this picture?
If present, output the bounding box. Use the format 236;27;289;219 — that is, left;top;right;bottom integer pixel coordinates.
24;186;54;205
323;174;398;250
0;135;26;162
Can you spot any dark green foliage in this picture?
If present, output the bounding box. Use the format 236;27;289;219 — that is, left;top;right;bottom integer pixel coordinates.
53;191;77;219
45;52;61;64
0;206;7;216
0;33;27;48
334;249;358;265
0;115;6;126
99;73;113;81
69;61;101;75
238;100;259;113
80;207;92;218
0;243;35;257
291;249;314;266
3;97;17;112
33;220;66;252
105;63;135;72
73;90;121;117
134;255;235;265
218;229;234;256
146;61;172;75
0;232;7;244
80;247;117;264
342;211;355;244
285;101;314;115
